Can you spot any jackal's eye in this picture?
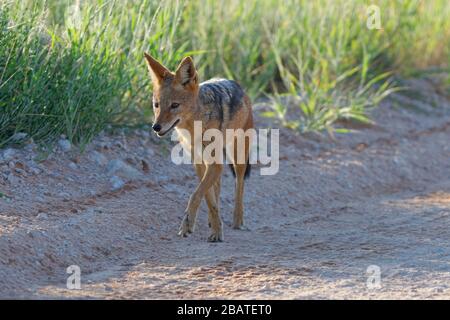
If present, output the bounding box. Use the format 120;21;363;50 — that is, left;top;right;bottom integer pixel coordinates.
154;102;159;109
171;102;180;109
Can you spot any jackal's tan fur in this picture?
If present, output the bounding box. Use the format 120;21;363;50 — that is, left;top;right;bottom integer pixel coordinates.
144;53;253;242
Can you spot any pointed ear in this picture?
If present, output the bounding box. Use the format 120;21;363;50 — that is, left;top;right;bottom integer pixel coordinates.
144;52;171;85
175;56;198;88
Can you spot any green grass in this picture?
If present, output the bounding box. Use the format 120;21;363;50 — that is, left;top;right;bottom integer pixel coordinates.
0;0;449;146
0;2;126;147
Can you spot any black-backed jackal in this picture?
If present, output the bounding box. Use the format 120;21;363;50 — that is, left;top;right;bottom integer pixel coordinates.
144;53;253;242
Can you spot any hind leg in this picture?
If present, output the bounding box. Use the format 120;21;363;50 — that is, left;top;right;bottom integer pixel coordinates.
231;131;251;230
232;163;248;230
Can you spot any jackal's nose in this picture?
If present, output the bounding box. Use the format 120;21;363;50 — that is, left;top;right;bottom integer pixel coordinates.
152;124;162;132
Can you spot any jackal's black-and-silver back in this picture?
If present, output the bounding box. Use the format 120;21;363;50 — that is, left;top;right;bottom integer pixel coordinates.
199;78;251;179
199;78;246;127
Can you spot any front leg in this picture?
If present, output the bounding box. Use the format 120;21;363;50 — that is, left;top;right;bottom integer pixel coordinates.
178;163;223;239
204;187;223;242
178;164;204;237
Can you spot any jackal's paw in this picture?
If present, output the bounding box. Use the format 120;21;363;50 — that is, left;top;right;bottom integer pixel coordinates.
232;220;250;231
207;230;223;242
178;215;194;237
232;224;250;231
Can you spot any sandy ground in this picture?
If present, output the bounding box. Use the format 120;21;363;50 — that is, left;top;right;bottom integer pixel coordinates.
1;78;450;299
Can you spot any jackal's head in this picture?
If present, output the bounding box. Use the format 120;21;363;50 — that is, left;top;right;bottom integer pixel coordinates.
144;53;199;137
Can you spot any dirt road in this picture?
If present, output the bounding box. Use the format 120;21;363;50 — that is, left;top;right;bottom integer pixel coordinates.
1;79;450;299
